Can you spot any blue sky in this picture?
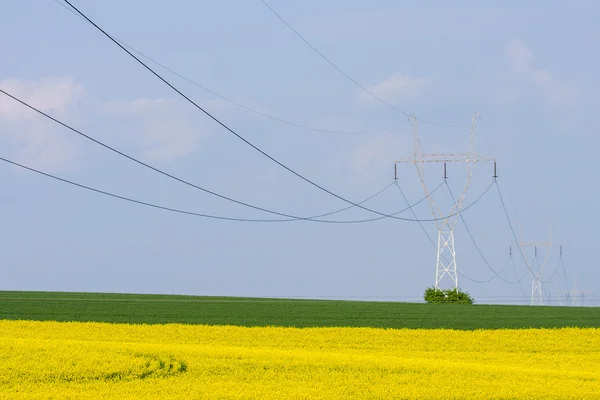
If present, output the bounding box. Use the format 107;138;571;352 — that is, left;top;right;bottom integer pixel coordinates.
1;0;599;304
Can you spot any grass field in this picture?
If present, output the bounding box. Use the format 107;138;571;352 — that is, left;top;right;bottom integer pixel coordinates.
1;290;598;329
2;291;599;399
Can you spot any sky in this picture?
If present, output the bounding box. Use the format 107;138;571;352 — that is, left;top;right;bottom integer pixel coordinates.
1;0;599;305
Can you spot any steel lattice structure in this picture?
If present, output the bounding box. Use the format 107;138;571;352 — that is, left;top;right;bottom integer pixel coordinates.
396;114;495;291
511;222;559;305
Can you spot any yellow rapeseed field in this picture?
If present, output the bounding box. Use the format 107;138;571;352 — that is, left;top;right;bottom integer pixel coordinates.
0;320;598;399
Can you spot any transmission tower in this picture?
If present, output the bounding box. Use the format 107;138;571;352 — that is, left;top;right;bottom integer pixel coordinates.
511;222;560;305
550;276;570;306
569;276;585;306
395;113;495;291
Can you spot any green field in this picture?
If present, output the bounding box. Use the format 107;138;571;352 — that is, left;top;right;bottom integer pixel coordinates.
1;291;599;329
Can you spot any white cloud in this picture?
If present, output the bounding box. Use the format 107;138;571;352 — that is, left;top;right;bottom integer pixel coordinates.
532;69;552;84
506;39;553;83
0;77;84;120
11;123;79;172
351;131;408;171
495;86;526;107
502;39;580;109
142;118;199;163
542;81;580;109
0;77;84;171
102;97;174;115
359;73;428;105
506;39;534;74
101;97;210;163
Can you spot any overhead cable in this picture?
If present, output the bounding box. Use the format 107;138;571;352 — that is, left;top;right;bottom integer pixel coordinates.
458;256;514;284
495;180;556;282
1;156;447;224
61;0;441;221
445;180;530;285
0;156;285;223
533;252;562;286
52;0;387;136
394;179;506;284
0;88;482;223
560;254;571;301
510;256;530;299
259;0;464;128
0;88;298;220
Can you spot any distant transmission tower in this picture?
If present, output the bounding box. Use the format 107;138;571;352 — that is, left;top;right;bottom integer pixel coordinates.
570;276;584;306
395;113;495;291
511;222;559;305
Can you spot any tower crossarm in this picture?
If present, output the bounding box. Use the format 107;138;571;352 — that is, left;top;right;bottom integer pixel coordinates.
394;113;493;292
395;153;496;164
511;242;562;248
511;224;560;306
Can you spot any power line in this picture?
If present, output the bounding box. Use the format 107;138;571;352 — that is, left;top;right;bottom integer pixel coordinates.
0;155;445;224
539;253;562;285
311;182;394;219
459;256;514;284
445;180;530;285
0;87;481;223
560;251;571;301
478;117;523;225
0;88;294;220
476;119;529;292
397;176;528;285
394;179;446;254
259;0;464;128
495;180;556;282
394;179;504;285
475;119;530;293
509;256;530;300
142;53;388;136
394;178;458;280
51;0;387;136
330;180;446;224
0;87;407;223
60;0;459;222
394;180;435;242
0;156;284;223
0;87;406;223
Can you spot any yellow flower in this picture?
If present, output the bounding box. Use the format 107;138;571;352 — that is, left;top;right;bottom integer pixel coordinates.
0;320;598;399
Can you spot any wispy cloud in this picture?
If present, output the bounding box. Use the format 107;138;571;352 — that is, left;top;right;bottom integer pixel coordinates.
351;131;408;172
0;77;84;119
10;122;79;172
101;97;212;164
0;77;84;171
501;39;580;109
358;73;429;105
506;39;534;74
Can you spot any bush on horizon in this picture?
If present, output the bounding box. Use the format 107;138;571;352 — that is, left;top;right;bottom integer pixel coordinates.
423;287;474;304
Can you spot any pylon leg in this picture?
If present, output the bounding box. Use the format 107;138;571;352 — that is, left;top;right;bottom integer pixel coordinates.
435;230;459;291
531;280;543;305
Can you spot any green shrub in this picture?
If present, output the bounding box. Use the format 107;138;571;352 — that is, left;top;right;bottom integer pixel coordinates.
423;287;474;304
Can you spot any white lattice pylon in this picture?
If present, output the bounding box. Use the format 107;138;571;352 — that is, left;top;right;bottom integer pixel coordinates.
436;230;458;290
511;222;558;306
396;114;495;291
531;280;543;306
